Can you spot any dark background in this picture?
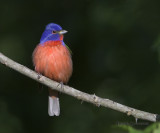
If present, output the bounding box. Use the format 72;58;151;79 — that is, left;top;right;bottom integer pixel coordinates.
0;0;160;133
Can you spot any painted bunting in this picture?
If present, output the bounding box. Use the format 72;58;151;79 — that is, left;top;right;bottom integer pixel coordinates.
32;23;73;116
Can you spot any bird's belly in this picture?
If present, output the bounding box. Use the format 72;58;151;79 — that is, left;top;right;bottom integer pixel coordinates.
33;44;72;83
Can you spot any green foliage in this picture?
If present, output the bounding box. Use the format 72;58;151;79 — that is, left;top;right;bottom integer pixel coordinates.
117;123;160;133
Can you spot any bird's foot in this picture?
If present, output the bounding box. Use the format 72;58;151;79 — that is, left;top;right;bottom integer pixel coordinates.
37;73;42;79
57;82;64;93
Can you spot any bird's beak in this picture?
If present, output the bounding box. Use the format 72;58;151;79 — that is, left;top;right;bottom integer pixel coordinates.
57;30;68;35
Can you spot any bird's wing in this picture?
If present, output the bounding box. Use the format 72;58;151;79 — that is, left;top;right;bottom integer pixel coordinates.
65;43;72;55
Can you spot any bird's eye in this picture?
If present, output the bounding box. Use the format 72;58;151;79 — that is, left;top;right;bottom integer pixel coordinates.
52;30;56;34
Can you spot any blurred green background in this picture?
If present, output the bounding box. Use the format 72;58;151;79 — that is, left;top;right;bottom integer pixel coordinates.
0;0;160;133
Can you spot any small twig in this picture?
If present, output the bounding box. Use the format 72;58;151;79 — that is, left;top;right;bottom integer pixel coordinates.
0;52;159;122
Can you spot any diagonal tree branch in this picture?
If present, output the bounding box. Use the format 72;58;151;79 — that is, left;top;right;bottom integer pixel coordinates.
0;52;159;122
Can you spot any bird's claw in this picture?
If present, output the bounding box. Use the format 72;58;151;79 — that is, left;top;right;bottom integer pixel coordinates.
37;73;42;79
57;82;64;92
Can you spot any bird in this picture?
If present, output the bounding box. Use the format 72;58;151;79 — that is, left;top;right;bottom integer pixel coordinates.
32;23;73;116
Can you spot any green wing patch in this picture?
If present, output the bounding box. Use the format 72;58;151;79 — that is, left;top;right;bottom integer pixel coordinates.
65;43;72;55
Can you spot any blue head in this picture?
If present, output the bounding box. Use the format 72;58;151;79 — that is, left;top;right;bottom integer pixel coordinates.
40;23;67;44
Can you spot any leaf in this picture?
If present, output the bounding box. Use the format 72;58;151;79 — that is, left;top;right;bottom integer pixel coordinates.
144;123;160;133
117;125;142;133
115;123;160;133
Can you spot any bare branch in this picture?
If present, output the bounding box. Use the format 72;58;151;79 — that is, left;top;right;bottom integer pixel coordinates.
0;52;159;122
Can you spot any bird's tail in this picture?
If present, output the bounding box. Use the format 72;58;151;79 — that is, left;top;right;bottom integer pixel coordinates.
48;89;60;116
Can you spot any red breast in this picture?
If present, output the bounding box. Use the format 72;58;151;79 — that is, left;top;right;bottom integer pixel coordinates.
33;41;72;84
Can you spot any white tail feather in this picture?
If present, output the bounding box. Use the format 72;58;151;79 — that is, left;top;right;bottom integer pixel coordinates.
48;96;60;116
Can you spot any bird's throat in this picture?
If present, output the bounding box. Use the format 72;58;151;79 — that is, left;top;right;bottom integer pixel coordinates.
43;40;63;46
